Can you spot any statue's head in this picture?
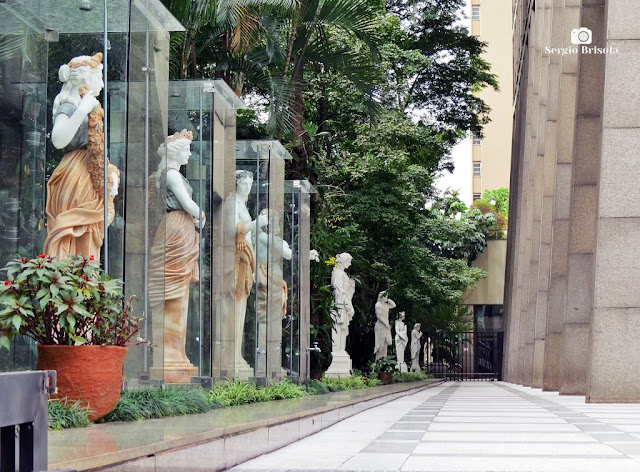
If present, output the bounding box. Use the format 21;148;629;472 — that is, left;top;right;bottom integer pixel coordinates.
53;53;104;115
398;311;405;320
378;290;388;301
335;252;353;269
414;323;421;330
155;129;193;187
235;170;254;199
259;208;281;233
158;129;193;161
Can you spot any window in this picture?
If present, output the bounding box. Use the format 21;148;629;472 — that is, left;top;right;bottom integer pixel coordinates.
473;193;482;201
473;133;482;145
473;161;481;177
472;5;480;21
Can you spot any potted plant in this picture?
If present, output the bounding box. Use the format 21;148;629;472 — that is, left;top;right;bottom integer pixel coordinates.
0;254;144;420
369;356;398;384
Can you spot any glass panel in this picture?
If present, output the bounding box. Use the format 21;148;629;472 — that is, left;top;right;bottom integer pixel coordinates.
233;141;288;383
0;0;183;375
0;5;49;371
283;180;315;381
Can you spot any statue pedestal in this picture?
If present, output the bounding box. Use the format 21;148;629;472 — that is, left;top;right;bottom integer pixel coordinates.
397;362;408;373
234;358;254;380
325;350;352;378
150;363;198;383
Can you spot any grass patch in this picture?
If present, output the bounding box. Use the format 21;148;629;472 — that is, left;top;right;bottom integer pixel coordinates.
392;371;430;383
206;379;307;407
48;399;91;430
104;386;210;422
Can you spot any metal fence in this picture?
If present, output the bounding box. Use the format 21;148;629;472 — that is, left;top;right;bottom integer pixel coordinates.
0;371;56;472
423;332;504;381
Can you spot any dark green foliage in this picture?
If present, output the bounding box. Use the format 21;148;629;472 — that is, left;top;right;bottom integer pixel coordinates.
104;386;211;422
392;372;429;383
48;399;91;430
369;356;398;374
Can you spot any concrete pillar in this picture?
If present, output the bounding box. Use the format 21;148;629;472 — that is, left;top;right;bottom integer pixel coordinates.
532;0;557;388
543;0;580;392
586;0;640;402
559;0;605;395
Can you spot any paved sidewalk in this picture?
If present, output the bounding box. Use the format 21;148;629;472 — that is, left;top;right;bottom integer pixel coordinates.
231;381;640;472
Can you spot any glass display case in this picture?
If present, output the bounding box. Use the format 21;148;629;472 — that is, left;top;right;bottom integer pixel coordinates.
282;179;315;382
0;0;183;372
231;140;288;383
124;80;245;385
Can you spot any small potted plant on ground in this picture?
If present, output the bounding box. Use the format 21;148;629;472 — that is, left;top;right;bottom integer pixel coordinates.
370;356;398;384
0;254;145;420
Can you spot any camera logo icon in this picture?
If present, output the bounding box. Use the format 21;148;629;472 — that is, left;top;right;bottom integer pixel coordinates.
571;27;592;45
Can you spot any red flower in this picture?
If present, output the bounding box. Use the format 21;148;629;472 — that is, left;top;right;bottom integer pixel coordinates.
3;281;9;286
89;255;95;261
37;254;46;258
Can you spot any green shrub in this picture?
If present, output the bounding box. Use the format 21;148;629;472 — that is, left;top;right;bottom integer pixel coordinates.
392;371;429;383
104;386;210;422
259;380;307;401
48;399;90;430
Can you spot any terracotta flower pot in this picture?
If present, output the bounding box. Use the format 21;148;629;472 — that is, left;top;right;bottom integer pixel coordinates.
378;371;393;385
37;345;127;421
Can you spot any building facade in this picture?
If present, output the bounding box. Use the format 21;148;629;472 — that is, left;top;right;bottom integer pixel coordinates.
504;0;640;401
471;0;514;200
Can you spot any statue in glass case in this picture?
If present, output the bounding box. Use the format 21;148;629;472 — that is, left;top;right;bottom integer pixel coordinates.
44;53;119;258
225;170;268;376
256;209;292;377
149;130;204;383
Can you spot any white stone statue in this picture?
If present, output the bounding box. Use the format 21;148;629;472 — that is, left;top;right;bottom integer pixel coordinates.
149;130;204;382
423;336;433;365
325;252;356;378
410;323;422;372
309;249;320;262
44;53;120;258
373;291;395;360
256;209;291;379
394;311;408;372
224;170;269;378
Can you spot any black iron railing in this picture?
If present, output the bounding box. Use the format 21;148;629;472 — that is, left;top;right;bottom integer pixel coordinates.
423;332;504;381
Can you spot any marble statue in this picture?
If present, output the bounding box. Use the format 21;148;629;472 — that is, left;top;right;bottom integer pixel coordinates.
373;291;395;360
224;170;268;377
423;336;433;365
45;53;119;258
325;252;356;377
256;209;292;378
148;130;203;383
394;311;408;372
410;323;422;372
310;249;320;262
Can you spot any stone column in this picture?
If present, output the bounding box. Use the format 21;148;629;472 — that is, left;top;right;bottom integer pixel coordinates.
543;0;580;392
559;0;605;395
587;0;640;402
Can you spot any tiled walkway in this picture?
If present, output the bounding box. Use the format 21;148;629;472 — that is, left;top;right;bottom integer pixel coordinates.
231;381;640;472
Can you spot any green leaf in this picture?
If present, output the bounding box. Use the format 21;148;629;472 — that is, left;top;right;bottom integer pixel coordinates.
11;314;22;330
0;336;9;350
36;288;49;299
66;314;76;328
39;294;51;310
50;285;59;298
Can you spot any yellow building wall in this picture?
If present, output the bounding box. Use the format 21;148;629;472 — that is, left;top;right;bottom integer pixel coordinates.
465;239;507;306
472;0;513;195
